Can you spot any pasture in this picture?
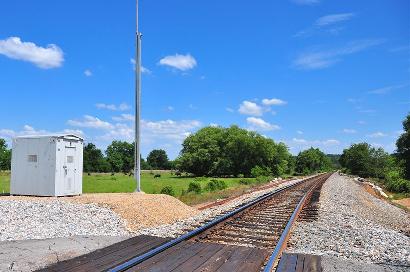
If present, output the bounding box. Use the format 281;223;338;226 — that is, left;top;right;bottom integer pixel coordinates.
0;171;266;205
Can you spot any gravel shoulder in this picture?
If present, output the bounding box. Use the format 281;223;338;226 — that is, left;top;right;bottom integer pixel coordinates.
288;173;410;269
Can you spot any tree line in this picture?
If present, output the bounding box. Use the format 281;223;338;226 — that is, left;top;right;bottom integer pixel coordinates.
339;113;410;193
1;112;408;194
83;141;172;173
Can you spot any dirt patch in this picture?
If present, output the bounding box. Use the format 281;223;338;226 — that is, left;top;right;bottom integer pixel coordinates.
362;183;383;199
66;193;199;231
393;198;410;210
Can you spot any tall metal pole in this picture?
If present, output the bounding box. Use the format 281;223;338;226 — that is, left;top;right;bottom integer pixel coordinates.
134;0;142;192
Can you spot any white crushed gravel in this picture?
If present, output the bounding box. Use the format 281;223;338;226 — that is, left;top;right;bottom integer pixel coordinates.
135;178;304;238
288;173;410;268
0;200;129;241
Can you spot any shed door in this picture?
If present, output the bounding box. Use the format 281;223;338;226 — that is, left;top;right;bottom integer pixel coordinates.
64;146;76;193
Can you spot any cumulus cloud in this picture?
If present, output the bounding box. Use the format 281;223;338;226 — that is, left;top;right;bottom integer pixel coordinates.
286;137;341;154
238;101;263;116
96;103;130;111
0;37;64;69
84;69;92;77
0;125;84;142
68;115;114;130
315;13;355;26
159;54;197;71
342;128;357;134
112;114;135;122
293;39;383;70
247;117;280;131
130;58;151;74
367;132;387;138
262;98;287;106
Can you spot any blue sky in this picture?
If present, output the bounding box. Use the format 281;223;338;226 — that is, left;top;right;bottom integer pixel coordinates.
0;0;409;159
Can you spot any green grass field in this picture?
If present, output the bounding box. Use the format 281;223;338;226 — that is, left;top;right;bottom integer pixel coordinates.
0;171;264;205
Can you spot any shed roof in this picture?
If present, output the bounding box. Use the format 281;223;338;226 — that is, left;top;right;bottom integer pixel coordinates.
15;134;84;141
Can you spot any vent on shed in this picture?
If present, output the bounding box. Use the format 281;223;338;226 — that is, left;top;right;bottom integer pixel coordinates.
28;155;38;163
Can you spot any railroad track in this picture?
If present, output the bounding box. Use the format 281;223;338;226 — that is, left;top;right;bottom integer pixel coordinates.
107;173;332;272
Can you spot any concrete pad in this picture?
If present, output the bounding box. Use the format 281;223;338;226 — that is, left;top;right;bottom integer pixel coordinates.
0;235;130;272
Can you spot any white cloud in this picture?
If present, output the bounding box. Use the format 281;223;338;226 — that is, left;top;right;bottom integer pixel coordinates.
84;69;92;77
262;98;287;106
238;101;263;116
158;54;197;71
297;130;303;135
226;107;234;113
315;13;355;26
357;120;366;125
323;139;340;146
287;138;341;154
295;13;354;38
96;103;130;111
0;37;64;69
246;117;280;131
293;39;383;70
130;58;151;74
291;0;319;5
367;132;387;138
167;106;174;111
68;115;114;130
368;83;409;95
112;114;135;122
0;126;84;142
342;128;357;134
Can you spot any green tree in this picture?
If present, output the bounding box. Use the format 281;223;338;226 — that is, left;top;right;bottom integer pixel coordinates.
339;143;373;177
106;141;134;173
396;113;410;179
0;138;11;170
178;125;293;177
147;149;170;169
295;147;332;174
339;143;391;178
83;143;110;173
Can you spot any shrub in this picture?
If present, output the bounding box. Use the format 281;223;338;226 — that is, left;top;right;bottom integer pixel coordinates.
160;186;175;196
385;170;410;193
154;174;161;178
206;179;227;191
239;179;252;185
251;166;271;178
256;175;271;183
188;181;202;194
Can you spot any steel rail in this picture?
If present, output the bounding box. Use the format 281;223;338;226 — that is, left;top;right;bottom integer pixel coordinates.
263;175;327;272
107;174;324;272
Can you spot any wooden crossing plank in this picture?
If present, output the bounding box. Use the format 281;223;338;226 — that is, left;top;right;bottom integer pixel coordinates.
170;243;226;271
129;241;207;271
216;246;255;272
276;253;322;272
37;235;169;272
236;247;270;272
192;245;237;272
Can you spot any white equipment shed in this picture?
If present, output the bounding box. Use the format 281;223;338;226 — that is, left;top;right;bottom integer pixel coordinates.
11;134;83;196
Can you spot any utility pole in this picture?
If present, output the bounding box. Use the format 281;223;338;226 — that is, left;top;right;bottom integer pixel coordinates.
134;0;142;192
